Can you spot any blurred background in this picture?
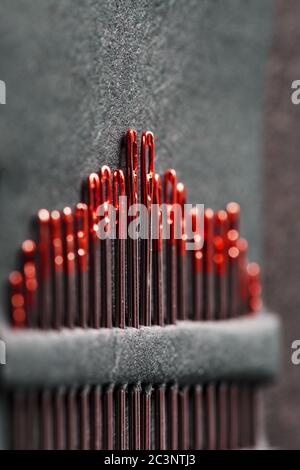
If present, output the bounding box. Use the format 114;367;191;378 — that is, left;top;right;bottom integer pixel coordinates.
264;0;300;450
0;0;299;449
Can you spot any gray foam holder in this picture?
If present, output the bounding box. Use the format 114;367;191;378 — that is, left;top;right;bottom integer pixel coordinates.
0;313;280;389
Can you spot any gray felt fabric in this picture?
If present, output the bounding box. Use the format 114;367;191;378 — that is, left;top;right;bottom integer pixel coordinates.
0;313;280;389
0;0;274;312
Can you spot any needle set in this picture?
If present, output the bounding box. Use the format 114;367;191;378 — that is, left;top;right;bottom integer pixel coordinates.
8;129;262;449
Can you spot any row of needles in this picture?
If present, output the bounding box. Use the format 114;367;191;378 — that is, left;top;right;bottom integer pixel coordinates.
8;129;262;450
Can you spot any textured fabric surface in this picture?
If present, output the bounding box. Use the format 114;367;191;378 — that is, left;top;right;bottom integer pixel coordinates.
264;0;300;450
0;0;273;311
0;314;280;388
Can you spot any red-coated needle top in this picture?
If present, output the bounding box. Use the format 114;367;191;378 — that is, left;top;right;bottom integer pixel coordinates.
164;169;177;243
63;207;75;274
204;208;214;273
141;131;155;209
226;201;240;231
153;173;162;252
75;203;89;272
126;129;138;207
191;207;203;273
9;271;26;327
176;182;187;256
87;173;100;236
113;169;126;239
50;210;64;273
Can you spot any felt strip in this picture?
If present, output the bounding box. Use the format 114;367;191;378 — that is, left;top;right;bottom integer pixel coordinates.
0;313;280;389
